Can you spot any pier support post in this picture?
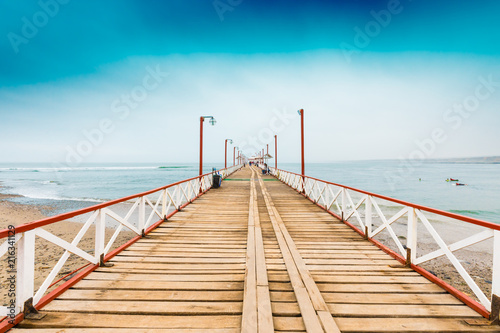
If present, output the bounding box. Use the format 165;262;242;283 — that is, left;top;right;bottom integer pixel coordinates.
17;230;35;315
95;210;106;267
491;231;500;323
162;189;167;220
406;207;417;267
365;196;372;239
139;196;146;236
341;188;346;221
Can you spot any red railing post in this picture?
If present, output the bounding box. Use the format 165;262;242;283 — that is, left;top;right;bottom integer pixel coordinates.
199;117;204;176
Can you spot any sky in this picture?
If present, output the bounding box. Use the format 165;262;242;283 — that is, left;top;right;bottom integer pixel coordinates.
1;0;499;165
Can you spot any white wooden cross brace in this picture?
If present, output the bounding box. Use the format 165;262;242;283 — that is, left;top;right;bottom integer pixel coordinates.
344;192;366;230
371;200;407;256
166;187;178;209
103;224;124;255
326;187;342;212
33;211;99;304
317;183;328;206
145;195;163;228
34;228;97;264
415;229;494;265
416;210;491;309
103;208;141;235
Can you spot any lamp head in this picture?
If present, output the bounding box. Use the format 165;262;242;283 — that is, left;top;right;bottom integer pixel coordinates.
209;118;217;126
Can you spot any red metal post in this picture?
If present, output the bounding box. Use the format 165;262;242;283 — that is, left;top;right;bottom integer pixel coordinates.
274;135;277;169
300;109;305;179
199;117;204;176
225;139;228;169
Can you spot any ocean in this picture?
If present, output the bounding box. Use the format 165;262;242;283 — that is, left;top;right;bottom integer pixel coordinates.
0;161;499;223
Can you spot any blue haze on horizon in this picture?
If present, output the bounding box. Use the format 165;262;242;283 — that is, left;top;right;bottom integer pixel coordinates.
1;0;499;164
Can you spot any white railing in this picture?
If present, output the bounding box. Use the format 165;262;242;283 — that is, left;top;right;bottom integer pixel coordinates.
270;167;500;317
0;165;242;322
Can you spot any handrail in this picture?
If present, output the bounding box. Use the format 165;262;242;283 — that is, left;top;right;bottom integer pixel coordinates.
0;167;236;238
0;164;243;327
271;168;500;231
269;166;499;319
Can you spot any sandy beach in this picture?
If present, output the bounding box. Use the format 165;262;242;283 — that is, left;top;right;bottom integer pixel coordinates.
0;193;133;307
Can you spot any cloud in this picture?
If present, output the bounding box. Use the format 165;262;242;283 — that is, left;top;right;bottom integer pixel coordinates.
1;51;499;164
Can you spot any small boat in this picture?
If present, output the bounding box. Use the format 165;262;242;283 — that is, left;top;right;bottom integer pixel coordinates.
454;183;466;186
446;178;459;182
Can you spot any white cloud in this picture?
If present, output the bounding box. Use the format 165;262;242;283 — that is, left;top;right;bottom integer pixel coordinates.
1;51;499;164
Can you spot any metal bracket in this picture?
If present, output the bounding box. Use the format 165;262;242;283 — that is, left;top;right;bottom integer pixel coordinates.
23;298;46;320
364;226;369;240
99;253;114;267
490;294;500;324
405;248;412;268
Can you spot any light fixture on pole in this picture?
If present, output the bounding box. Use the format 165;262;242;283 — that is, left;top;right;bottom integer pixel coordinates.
200;116;216;176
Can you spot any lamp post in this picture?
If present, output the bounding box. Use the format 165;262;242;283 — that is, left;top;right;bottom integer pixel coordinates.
298;109;305;180
199;116;216;176
274;135;277;169
225;139;232;169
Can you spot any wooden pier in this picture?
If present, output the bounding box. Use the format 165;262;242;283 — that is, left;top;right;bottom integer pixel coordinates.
12;167;500;332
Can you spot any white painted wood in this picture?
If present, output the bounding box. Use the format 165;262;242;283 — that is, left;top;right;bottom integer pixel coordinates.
365;195;372;238
104;208;141;235
34;212;98;304
407;207;417;263
16;230;35;313
34;228;97;264
415;229;494;265
95;209;106;262
371;201;407;256
417;210;491;310
491;230;500;298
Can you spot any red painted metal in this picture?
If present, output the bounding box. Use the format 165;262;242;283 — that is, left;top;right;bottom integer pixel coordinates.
225;139;228;169
273;168;493;318
299;109;305;179
274;135;277;169
199;116;204;176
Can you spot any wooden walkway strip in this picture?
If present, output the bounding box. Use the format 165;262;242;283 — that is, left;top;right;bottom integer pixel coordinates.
254;167;341;333
241;167;273;332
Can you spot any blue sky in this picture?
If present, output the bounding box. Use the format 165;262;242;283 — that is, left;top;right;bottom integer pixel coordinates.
1;0;500;164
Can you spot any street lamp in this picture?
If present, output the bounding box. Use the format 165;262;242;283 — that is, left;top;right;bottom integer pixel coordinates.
200;116;216;176
298;109;305;180
225;139;233;169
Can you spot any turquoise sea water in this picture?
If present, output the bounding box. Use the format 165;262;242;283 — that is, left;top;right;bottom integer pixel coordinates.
0;161;499;223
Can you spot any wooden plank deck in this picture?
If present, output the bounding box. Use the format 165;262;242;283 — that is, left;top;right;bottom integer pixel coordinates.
13;166;500;332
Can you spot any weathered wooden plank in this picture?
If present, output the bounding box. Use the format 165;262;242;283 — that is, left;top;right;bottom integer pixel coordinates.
43;300;242;315
57;289;243;301
18;313;241;329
